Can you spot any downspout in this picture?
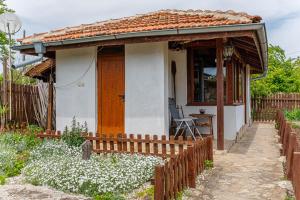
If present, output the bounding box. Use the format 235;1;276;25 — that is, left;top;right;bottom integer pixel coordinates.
251;67;268;81
12;42;45;69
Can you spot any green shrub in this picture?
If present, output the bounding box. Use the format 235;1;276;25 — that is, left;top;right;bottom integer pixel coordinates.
26;125;44;134
0;132;41;151
0;133;39;178
61;117;87;147
285;109;300;121
204;160;213;170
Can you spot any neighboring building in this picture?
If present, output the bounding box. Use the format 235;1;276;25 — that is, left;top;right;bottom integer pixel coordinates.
14;10;268;150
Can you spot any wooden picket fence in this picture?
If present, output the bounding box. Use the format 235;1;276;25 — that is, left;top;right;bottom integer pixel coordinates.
252;93;300;122
35;131;213;200
276;110;300;199
0;82;39;125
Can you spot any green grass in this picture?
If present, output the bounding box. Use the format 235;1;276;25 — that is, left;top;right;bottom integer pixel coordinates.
93;193;125;200
0;175;6;185
285;194;295;200
136;186;154;200
204;160;214;170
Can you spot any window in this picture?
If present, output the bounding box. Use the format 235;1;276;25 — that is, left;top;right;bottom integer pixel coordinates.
233;61;244;103
188;48;216;104
187;47;227;104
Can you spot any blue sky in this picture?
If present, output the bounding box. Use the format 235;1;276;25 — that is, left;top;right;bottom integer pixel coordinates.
2;0;300;71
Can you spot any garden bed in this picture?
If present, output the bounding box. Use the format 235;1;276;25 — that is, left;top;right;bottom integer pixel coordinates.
0;131;163;199
23;140;163;198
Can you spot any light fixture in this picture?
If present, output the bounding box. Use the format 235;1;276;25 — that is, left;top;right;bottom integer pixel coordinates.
223;44;234;60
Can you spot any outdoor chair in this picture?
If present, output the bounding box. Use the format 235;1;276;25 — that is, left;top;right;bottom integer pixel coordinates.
169;98;202;140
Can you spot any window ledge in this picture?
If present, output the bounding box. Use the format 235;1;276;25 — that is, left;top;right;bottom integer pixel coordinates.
185;102;244;106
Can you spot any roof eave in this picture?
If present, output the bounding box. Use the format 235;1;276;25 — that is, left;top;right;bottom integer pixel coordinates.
13;22;268;72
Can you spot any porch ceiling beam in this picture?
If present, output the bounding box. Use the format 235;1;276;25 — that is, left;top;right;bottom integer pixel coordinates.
232;37;256;48
19;30;256;55
232;41;258;54
216;38;225;150
238;48;260;58
239;52;260;64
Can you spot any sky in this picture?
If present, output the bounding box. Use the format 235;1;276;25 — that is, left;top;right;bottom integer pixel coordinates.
1;0;300;72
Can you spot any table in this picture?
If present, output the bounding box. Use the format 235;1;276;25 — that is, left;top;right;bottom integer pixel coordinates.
189;114;215;136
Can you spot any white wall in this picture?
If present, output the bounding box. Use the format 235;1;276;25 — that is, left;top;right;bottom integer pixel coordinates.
168;49;246;140
56;47;97;132
125;42;169;136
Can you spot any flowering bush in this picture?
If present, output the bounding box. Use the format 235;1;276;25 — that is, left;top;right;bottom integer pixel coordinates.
23;140;163;197
0;132;39;180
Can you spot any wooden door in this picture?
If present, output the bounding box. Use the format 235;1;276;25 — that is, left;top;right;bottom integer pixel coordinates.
97;48;125;135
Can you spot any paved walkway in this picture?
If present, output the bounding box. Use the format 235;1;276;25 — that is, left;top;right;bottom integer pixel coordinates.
184;123;291;200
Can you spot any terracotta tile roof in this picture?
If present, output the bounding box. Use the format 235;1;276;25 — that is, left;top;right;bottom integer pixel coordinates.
24;59;55;78
18;9;262;44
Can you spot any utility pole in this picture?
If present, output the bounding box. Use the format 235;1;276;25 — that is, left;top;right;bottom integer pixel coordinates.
1;57;8;127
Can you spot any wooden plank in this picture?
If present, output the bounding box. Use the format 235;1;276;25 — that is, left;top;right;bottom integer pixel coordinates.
154;165;165;200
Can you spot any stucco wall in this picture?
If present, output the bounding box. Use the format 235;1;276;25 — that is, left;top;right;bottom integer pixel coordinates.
125;42;169;136
168;49;247;140
56;47;97;132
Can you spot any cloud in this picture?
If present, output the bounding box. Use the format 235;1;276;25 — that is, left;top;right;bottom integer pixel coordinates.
1;0;300;64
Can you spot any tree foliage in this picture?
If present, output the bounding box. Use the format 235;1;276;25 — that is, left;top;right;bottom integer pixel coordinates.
0;0;14;61
251;45;300;97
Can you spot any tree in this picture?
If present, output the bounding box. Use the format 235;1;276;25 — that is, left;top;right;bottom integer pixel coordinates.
251;45;300;97
0;0;14;61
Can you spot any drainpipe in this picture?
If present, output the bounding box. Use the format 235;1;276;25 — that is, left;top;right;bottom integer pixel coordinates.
251;67;268;81
12;42;45;69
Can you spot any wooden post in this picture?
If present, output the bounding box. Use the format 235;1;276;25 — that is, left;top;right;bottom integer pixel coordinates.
154;165;165;200
187;145;196;188
226;61;233;104
208;136;214;161
1;58;8;128
293;152;300;200
216;38;224;150
47;75;54;130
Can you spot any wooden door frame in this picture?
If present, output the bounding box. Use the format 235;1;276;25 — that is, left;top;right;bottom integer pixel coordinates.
97;46;125;134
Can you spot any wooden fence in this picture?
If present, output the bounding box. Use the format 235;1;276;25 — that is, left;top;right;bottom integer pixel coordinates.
0;82;39;126
252;93;300;121
35;131;213;200
276;111;300;199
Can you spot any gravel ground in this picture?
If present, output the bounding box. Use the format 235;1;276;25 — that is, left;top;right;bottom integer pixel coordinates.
0;175;91;200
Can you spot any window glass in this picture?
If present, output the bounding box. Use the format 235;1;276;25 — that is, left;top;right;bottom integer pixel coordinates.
192;48;217;103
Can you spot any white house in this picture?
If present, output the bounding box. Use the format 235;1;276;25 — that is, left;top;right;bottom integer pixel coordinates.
15;10;268;150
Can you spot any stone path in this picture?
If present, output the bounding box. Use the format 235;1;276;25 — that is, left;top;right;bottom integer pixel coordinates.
184;123;292;200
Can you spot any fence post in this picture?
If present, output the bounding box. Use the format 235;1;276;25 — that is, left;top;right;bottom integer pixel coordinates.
292;152;300;200
208;136;214;161
287;133;296;180
187;145;196;188
154;165;165;200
